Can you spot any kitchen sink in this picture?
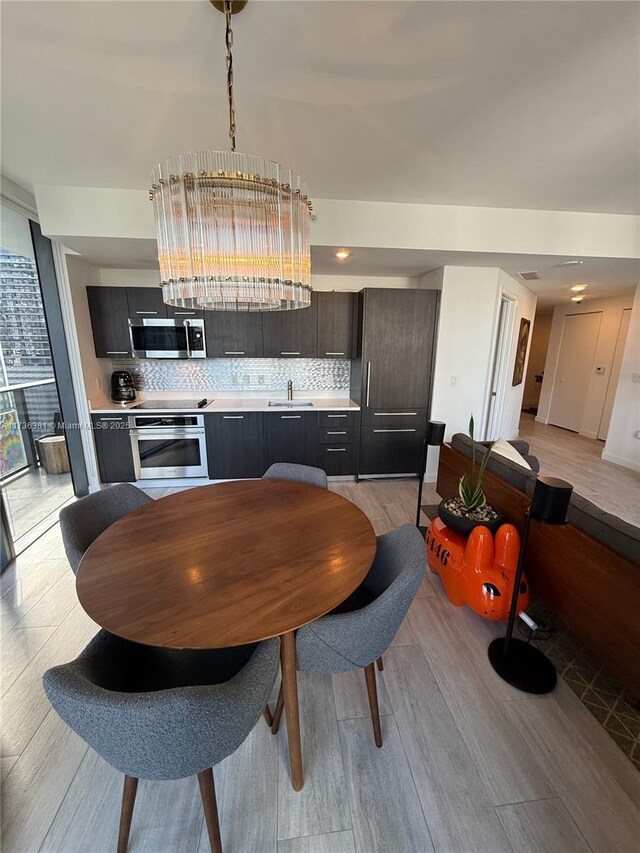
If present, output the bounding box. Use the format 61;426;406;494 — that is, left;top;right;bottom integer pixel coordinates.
268;400;314;407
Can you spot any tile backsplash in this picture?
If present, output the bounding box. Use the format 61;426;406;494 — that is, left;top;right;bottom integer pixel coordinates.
112;358;351;392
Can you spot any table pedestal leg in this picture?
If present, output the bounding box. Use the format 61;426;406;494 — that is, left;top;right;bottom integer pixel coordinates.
280;631;304;791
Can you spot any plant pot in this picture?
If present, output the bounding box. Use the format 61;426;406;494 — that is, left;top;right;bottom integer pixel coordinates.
437;497;503;537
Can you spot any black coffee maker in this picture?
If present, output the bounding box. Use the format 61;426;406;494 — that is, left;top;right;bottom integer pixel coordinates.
111;370;136;405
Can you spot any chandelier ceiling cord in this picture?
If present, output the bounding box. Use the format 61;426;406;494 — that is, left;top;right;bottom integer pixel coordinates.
149;0;313;312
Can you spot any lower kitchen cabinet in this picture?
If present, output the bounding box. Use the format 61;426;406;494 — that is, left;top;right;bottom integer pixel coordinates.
91;414;135;483
317;443;356;475
359;411;426;475
205;413;264;479
263;411;318;468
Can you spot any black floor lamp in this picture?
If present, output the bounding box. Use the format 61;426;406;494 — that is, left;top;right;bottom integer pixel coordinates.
488;475;573;694
416;421;446;530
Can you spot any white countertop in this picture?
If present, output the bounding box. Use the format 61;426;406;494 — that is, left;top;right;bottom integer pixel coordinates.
91;395;360;414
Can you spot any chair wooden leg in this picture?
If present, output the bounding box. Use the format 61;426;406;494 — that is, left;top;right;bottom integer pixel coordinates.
364;663;383;748
117;775;138;853
198;768;223;853
376;655;384;671
271;681;285;735
262;705;274;727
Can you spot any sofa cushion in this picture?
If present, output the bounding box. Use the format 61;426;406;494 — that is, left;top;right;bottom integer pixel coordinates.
450;433;538;494
567;493;640;565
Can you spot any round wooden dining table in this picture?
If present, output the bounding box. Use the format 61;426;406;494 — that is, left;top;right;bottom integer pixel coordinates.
76;478;377;791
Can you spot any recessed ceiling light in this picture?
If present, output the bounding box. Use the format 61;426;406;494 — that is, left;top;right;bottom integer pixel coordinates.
557;260;584;267
571;295;585;303
335;249;351;260
571;284;588;292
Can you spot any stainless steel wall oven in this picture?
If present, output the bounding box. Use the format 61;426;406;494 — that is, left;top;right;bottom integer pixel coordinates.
129;414;208;479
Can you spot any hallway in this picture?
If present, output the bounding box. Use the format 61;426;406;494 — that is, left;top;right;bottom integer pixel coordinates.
518;413;640;525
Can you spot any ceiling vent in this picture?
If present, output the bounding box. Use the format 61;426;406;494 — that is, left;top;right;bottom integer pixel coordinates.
518;271;542;281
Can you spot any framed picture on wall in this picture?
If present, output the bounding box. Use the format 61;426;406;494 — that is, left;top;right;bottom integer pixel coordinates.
512;318;531;386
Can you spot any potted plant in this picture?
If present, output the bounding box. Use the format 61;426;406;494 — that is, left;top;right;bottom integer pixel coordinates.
438;416;503;535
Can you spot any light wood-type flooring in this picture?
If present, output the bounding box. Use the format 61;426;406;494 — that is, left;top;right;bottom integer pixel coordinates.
519;413;640;525
2;480;640;853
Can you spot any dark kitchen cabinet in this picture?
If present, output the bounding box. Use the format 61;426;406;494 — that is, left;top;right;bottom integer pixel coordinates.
205;313;264;358
352;288;439;477
359;289;439;410
205;412;264;479
126;287;168;319
263;411;318;467
165;305;204;321
316;291;353;358
359;415;426;475
317;443;356;475
262;300;317;358
91;414;135;483
87;287;131;358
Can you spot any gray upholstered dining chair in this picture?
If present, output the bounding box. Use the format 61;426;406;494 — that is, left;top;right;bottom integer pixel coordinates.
43;632;280;853
262;462;328;489
59;484;153;574
269;524;426;747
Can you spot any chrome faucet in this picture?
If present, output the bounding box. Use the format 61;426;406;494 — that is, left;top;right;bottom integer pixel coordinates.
287;380;293;401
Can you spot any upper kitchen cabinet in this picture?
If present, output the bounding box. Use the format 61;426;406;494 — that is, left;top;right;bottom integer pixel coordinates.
126;287;168;318
205;312;264;358
262;298;317;357
316;291;354;358
359;289;440;411
87;286;131;358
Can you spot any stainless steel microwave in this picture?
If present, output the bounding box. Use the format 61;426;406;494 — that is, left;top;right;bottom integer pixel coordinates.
128;318;206;359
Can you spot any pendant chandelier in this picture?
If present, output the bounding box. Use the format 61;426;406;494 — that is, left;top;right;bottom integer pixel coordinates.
149;0;312;311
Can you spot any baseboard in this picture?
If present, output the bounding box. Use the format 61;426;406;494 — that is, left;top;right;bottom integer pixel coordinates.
600;451;640;472
579;429;599;440
534;415;548;425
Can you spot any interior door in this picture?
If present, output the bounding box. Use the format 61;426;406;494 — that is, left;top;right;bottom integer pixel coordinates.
598;308;632;440
548;312;602;432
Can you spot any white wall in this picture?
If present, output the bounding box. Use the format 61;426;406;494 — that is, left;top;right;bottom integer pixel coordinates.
425;266;536;479
537;292;635;438
35;185;640;260
66;255;111;405
603;284;640;471
497;270;538;438
523;312;553;409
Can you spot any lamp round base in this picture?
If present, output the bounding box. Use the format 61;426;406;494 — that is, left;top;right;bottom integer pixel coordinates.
488;638;557;694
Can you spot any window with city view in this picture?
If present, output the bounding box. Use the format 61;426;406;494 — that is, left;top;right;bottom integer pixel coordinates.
0;205;73;547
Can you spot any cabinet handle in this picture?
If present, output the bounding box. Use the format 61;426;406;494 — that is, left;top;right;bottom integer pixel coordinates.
327;414;347;418
174;311;196;315
326;448;347;452
325;352;345;356
373;412;418;417
281;352;301;356
281;415;301;419
106;351;129;355
222;415;244;419
224;351;245;355
135;311;158;315
373;428;417;433
366;362;371;407
327;431;347;435
97;417;126;422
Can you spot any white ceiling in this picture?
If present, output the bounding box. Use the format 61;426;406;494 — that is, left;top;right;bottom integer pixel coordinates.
2;0;639;214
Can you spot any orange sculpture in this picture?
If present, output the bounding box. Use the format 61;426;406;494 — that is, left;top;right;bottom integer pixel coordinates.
425;518;530;620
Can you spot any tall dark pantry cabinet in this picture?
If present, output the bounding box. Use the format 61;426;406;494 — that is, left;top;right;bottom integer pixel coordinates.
351;288;440;477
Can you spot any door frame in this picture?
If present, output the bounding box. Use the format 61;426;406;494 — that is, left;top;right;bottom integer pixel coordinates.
484;293;516;440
